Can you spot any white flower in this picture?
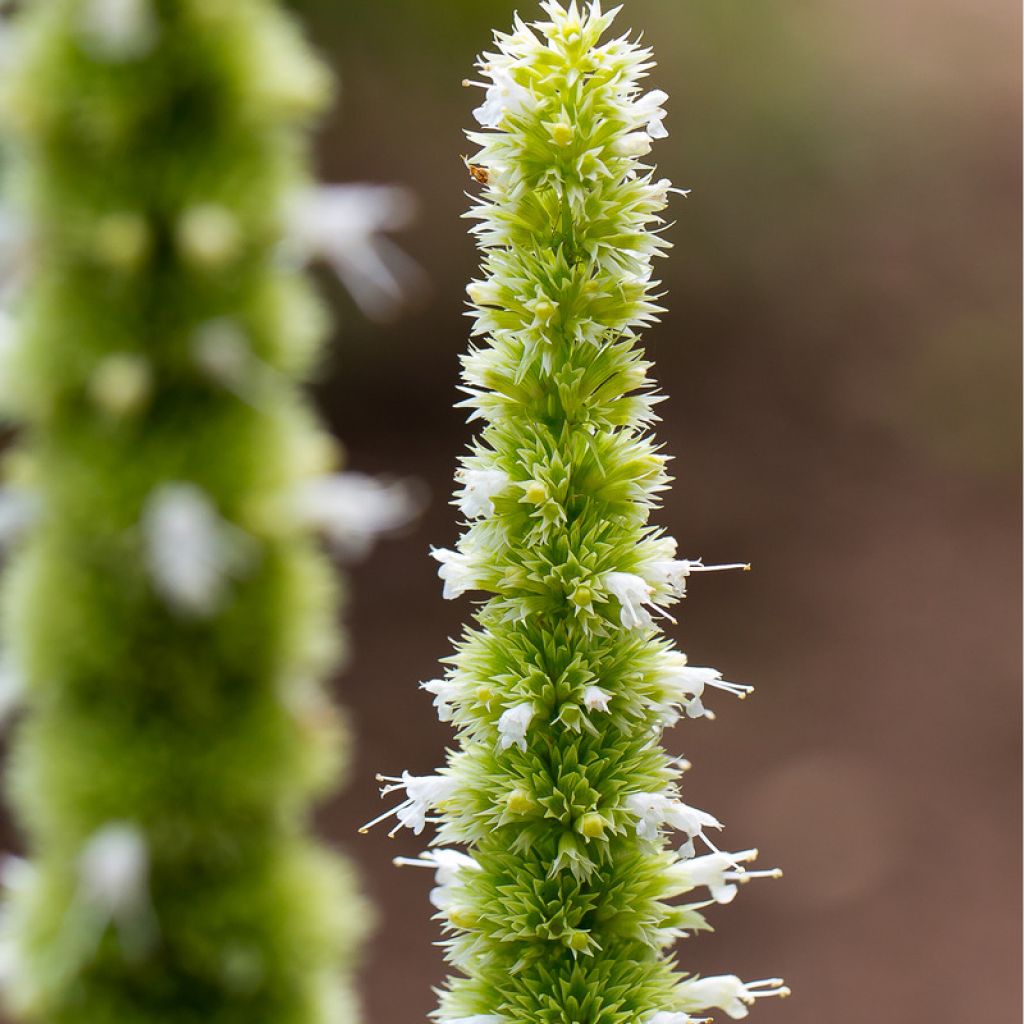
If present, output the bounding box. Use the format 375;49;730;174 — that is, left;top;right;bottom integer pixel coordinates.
626;792;723;845
393;849;481;910
497;702;534;752
142;483;234;617
77;0;159;62
644;558;696;596
648;1013;708;1024
658;656;755;721
294;473;423;561
665;848;780;905
612;131;653;157
421;678;461;723
455;467;510;518
78;823;149;920
431;547;477;600
582;685;611;713
286;185;422;323
361;772;458;837
604;571;656;629
648;557;752;597
678;976;790;1021
472;67;532;128
634;88;669;139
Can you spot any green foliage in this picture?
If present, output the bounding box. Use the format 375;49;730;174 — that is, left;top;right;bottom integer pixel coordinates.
373;4;787;1023
0;1;365;1021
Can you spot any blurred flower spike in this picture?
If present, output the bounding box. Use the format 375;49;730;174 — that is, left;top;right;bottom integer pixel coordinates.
287;184;425;324
368;3;787;1023
0;0;418;1020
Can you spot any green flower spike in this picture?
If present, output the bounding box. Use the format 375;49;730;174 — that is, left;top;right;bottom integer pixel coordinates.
368;4;789;1023
0;1;419;1021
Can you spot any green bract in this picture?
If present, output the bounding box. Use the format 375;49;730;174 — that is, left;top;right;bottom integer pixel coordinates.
371;4;788;1023
0;2;367;1021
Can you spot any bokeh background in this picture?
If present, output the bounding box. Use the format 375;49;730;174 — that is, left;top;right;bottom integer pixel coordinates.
5;0;1022;1022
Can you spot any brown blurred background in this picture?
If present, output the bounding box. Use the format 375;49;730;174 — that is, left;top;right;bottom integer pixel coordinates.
7;0;1024;1022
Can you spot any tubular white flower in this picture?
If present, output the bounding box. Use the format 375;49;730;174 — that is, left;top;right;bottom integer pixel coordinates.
604;571;657;629
626;792;722;847
634;89;670;140
286;184;422;322
393;849;481;910
432;547;478;600
422;678;461;723
644;556;752;600
665;848;780;904
497;702;534;752
471;67;533;128
612;131;653;157
582;685;611;713
648;1013;710;1024
678;976;791;1021
361;772;458;837
294;472;422;561
456;467;510;519
657;655;756;721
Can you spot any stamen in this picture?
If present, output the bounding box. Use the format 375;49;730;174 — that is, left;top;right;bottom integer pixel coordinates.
708;678;755;698
358;803;405;834
689;561;751;574
392;856;433;869
746;979;790;997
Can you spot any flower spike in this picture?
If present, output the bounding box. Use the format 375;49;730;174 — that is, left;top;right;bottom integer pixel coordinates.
369;4;787;1022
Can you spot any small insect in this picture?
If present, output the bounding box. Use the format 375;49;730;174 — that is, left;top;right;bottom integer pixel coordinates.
462;156;490;185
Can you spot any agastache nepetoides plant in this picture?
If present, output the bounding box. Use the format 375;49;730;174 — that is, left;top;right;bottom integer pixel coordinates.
366;4;790;1023
0;1;418;1021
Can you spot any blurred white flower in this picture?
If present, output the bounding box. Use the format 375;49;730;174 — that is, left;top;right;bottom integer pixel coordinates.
79;823;149;919
77;0;159;62
582;685;611;712
142;483;239;617
286;185;423;323
294;472;423;561
77;822;156;958
0;487;38;547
